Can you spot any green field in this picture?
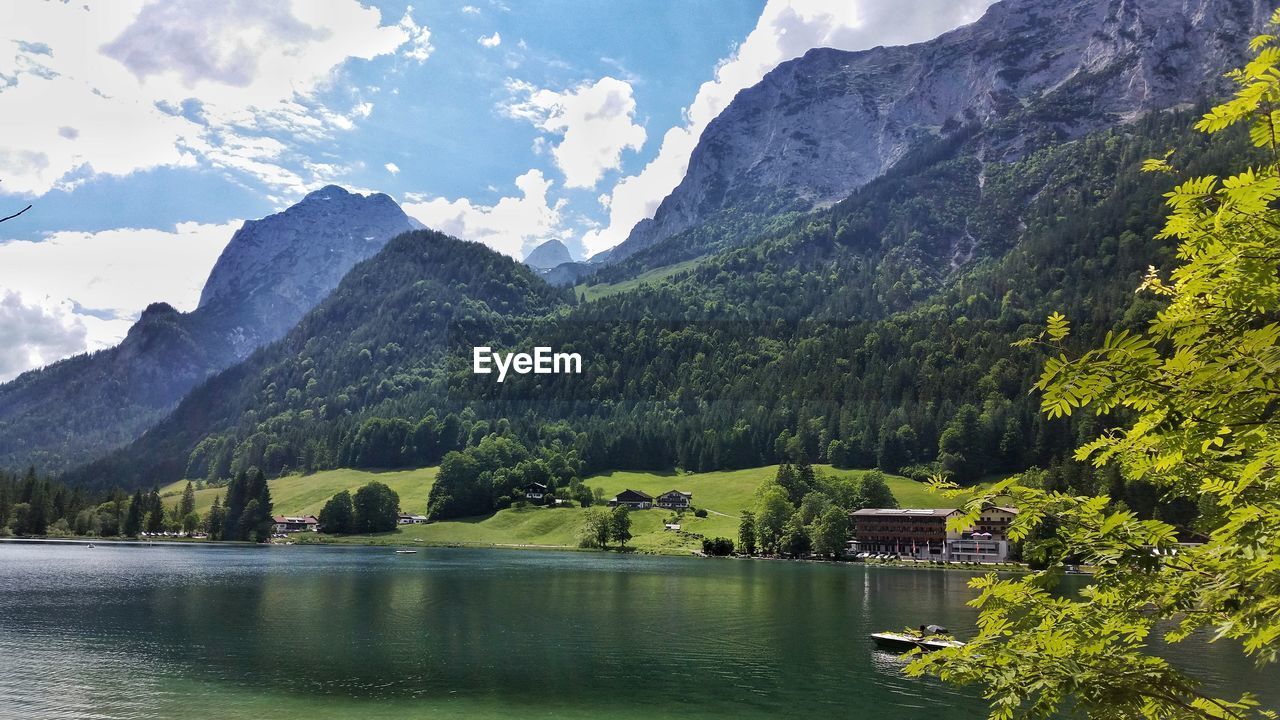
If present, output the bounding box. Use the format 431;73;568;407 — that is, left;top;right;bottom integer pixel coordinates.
161;467;438;517
264;464;954;554
574;257;704;302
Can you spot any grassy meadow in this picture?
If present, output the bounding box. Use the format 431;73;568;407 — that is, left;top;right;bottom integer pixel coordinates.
186;463;956;554
574;257;704;302
161;467;438;518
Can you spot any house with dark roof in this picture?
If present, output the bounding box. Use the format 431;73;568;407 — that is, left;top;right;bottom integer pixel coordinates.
655;490;692;510
523;482;549;501
608;489;653;510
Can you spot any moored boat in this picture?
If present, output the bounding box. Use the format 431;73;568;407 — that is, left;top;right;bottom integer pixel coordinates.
870;625;964;652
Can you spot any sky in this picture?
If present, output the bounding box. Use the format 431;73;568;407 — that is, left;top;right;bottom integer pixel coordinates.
0;0;995;381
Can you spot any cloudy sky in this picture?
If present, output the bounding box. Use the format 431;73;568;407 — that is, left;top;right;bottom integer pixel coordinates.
0;0;994;381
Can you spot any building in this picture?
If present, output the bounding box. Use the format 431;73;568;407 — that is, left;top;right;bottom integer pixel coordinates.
655;490;692;510
608;489;653;510
397;513;428;524
272;515;319;533
523;482;549;501
848;506;1016;563
849;508;956;560
947;506;1017;563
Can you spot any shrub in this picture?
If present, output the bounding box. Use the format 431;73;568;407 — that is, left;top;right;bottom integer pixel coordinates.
701;537;734;556
693;508;708;518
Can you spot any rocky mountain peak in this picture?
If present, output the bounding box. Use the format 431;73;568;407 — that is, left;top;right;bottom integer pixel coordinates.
523;239;573;270
601;0;1268;263
196;186;416;347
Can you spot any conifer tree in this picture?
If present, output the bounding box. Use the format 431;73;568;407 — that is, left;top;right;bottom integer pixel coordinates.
179;482;196;519
123;489;144;538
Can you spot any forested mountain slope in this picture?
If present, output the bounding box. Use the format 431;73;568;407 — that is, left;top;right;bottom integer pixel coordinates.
66;231;569;489
58;0;1268;536
0;187;414;472
67;106;1255;527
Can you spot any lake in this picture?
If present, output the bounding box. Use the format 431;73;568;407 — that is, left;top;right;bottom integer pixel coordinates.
0;542;1275;719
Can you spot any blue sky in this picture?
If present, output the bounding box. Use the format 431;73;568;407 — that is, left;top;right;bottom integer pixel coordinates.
0;0;993;380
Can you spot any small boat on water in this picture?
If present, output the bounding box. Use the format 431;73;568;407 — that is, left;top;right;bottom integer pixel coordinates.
870;624;964;652
394;549;418;554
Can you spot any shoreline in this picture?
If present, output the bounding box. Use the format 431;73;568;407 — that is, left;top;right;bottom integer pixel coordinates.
0;535;1040;572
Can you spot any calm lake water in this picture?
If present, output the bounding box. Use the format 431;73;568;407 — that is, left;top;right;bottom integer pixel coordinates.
0;542;1275;720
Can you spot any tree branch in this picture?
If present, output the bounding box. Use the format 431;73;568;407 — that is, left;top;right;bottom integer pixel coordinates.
0;204;32;224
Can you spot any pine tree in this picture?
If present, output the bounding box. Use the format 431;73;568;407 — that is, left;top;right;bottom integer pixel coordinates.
206;495;225;540
247;468;273;541
222;471;247;540
144;488;164;534
179;482;196;518
123;489;144;538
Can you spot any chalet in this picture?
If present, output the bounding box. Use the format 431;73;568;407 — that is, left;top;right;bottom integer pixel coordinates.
397;513;428;524
523;482;549;501
655;490;692;510
272;515;319;533
608;489;653;510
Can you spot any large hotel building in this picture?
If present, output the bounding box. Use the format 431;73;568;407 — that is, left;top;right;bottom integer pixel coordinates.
848;506;1018;562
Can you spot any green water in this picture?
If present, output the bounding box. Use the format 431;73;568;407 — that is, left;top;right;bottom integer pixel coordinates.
0;542;1274;719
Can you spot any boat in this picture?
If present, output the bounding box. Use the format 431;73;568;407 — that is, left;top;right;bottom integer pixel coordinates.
870;624;964;652
394;549;418;554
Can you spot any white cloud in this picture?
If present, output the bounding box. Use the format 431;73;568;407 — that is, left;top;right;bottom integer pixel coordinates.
0;0;430;197
478;32;502;48
580;0;994;257
403;169;565;258
385;162;401;174
461;5;482;15
0;220;239;376
505;77;645;189
0;291;90;382
398;6;434;62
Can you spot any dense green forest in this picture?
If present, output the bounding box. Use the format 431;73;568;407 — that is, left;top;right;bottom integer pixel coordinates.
0;467;263;540
58;106;1257;529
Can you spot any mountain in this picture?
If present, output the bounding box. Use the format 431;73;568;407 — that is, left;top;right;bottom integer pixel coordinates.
522;239;573;270
0;186;415;472
597;0;1266;265
68;105;1248;499
198;185;417;354
67;230;568;488
58;0;1268;507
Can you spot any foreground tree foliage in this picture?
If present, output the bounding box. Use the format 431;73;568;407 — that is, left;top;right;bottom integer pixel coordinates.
911;23;1280;720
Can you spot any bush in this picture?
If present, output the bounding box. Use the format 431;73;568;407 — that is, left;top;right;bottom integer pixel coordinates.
353;482;401;534
701;537;734;556
693;508;708;518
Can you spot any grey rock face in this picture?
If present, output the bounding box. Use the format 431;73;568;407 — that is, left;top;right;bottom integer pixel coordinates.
523;239;573;271
604;0;1268;262
198;185;415;353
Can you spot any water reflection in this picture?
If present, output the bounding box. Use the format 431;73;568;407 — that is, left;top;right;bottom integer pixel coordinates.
0;542;1274;720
